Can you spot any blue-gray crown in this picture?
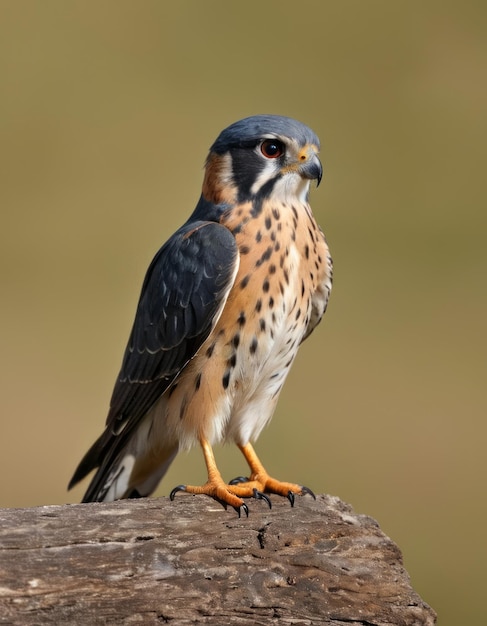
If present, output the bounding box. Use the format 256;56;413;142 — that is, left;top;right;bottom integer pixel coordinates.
210;115;320;154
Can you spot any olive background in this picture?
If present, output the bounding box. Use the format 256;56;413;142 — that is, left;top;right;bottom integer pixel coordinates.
1;2;485;624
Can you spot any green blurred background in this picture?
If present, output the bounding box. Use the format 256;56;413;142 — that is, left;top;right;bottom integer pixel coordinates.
1;1;485;623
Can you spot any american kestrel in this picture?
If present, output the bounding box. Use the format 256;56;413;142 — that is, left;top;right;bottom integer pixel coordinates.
69;115;333;516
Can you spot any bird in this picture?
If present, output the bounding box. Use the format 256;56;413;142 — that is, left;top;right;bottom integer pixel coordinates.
68;114;333;516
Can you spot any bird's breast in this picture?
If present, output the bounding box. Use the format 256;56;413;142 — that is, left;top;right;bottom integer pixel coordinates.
212;198;330;442
161;198;331;449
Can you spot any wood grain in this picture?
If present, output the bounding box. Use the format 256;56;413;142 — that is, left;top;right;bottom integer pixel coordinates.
0;494;436;625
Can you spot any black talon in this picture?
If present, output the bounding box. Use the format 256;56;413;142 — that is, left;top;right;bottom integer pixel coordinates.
252;488;272;509
169;485;186;501
234;502;249;518
229;476;249;485
301;486;316;500
287;490;295;507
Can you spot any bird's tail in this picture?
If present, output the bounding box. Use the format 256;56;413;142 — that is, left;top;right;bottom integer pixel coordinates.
68;424;178;503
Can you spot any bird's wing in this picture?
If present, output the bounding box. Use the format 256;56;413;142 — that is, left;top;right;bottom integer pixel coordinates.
69;220;239;492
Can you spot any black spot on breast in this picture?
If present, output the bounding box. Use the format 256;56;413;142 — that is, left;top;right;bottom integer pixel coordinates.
269;264;276;274
232;332;240;348
255;299;262;313
282;357;292;369
240;245;250;255
265;216;272;230
291;206;298;219
256;245;273;267
206;343;216;358
259;318;266;332
272;384;283;399
195;373;202;391
262;279;270;292
250;336;258;354
255;230;262;243
272;207;281;220
304;244;310;259
222;371;231;390
274;241;281;252
240;274;250;289
228;353;237;368
238;312;246;326
269;296;274;309
295;308;301;320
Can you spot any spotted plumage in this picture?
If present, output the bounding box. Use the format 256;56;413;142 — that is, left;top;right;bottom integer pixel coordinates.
69;115;333;514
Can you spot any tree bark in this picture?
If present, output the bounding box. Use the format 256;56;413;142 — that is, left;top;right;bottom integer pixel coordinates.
0;494;436;625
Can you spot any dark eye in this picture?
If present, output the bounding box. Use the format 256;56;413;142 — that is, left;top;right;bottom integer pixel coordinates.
261;139;284;159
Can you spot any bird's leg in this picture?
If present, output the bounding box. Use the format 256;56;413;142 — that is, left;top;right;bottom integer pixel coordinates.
234;442;316;506
170;439;314;513
170;438;258;515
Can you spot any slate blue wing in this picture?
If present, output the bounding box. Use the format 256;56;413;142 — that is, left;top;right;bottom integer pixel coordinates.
69;220;239;495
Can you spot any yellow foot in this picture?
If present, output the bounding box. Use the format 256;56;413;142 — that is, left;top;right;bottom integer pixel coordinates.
169;438;272;516
169;474;314;514
228;474;315;507
169;479;252;517
235;442;316;507
169;439;315;516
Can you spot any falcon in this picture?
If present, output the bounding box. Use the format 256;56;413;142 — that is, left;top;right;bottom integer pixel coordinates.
69;115;333;515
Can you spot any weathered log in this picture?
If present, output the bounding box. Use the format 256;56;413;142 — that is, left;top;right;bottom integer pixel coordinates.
0;494;436;625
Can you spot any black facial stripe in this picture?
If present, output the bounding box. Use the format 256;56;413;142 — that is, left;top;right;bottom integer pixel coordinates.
230;145;260;201
230;145;283;204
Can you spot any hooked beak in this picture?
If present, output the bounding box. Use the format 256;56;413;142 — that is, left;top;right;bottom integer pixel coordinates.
301;153;323;187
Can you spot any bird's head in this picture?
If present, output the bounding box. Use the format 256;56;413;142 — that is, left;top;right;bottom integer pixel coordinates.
202;115;322;206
